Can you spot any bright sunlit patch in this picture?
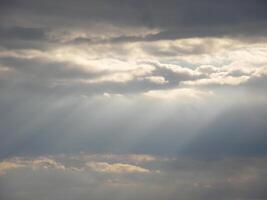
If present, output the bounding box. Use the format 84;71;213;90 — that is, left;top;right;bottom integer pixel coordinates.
143;76;168;84
87;162;150;173
143;88;213;100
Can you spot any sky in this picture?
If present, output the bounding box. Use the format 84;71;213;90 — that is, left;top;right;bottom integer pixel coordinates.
0;0;267;199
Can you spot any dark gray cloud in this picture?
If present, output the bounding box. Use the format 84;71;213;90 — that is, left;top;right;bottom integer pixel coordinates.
1;0;267;49
0;27;46;40
0;26;51;50
0;56;104;80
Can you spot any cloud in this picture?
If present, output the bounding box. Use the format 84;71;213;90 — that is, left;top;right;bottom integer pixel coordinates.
1;0;267;53
0;37;266;159
1;33;267;98
31;157;66;170
0;160;25;176
143;88;213;100
1;154;267;200
0;154;158;176
0;1;267;199
0;27;46;41
181;75;250;86
0;157;65;175
87;162;150;173
143;76;168;85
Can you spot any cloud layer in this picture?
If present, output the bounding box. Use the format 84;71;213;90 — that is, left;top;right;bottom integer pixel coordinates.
1;154;267;200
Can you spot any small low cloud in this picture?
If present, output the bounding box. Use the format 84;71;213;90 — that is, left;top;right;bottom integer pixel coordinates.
0;161;25;176
87;162;150;173
143;76;168;85
0;154;160;176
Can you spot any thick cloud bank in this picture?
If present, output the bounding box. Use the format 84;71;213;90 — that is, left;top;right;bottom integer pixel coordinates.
1;154;267;200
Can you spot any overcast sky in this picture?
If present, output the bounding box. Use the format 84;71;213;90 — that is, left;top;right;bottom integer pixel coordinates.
0;0;267;200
